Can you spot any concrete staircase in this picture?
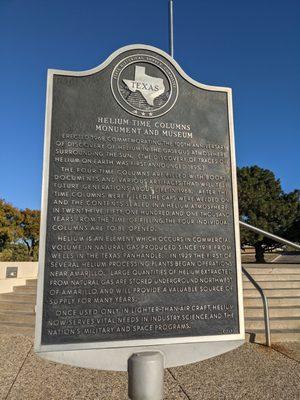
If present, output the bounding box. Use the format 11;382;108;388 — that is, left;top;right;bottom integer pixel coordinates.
0;264;300;343
0;279;36;336
243;263;300;343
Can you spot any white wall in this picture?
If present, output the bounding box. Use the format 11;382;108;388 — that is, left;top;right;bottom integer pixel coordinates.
0;261;38;293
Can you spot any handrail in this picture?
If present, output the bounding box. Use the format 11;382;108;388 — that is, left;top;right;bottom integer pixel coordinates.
239;221;300;251
239;221;300;347
242;266;271;347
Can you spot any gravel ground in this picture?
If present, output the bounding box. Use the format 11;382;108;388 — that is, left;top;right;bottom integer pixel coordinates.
0;335;299;400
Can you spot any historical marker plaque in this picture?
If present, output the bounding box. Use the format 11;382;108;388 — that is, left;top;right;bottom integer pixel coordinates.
35;45;244;369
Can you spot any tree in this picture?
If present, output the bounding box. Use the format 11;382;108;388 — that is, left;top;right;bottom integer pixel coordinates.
0;244;31;261
0;199;40;261
237;166;299;262
20;208;40;259
0;199;22;251
284;202;300;244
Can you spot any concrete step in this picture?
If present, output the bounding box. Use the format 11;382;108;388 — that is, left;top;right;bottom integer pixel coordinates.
243;267;300;275
0;301;36;313
0;293;36;303
0;312;35;325
243;281;300;289
0;323;34;337
244;263;300;268
26;279;38;287
242;274;300;282
244;306;300;318
243;289;300;298
245;317;300;330
244;297;300;307
13;286;37;294
245;330;300;343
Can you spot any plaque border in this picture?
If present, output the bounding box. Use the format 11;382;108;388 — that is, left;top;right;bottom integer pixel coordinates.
35;44;245;369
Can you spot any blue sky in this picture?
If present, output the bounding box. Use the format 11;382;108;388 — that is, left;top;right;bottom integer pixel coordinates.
0;0;299;210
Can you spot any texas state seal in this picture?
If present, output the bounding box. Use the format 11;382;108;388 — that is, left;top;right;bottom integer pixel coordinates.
111;53;178;118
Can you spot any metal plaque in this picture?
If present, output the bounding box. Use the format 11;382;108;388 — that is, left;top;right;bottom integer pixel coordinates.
6;267;18;278
35;45;244;370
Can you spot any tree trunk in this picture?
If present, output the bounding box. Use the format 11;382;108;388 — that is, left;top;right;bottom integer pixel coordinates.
30;239;34;258
254;242;265;263
24;240;31;255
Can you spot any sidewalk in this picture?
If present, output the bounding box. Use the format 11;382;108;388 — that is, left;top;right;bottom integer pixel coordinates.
0;334;299;400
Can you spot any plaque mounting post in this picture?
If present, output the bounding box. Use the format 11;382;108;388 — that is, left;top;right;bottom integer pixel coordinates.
128;352;164;400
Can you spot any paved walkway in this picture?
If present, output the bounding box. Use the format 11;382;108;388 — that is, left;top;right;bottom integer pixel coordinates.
0;335;299;400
